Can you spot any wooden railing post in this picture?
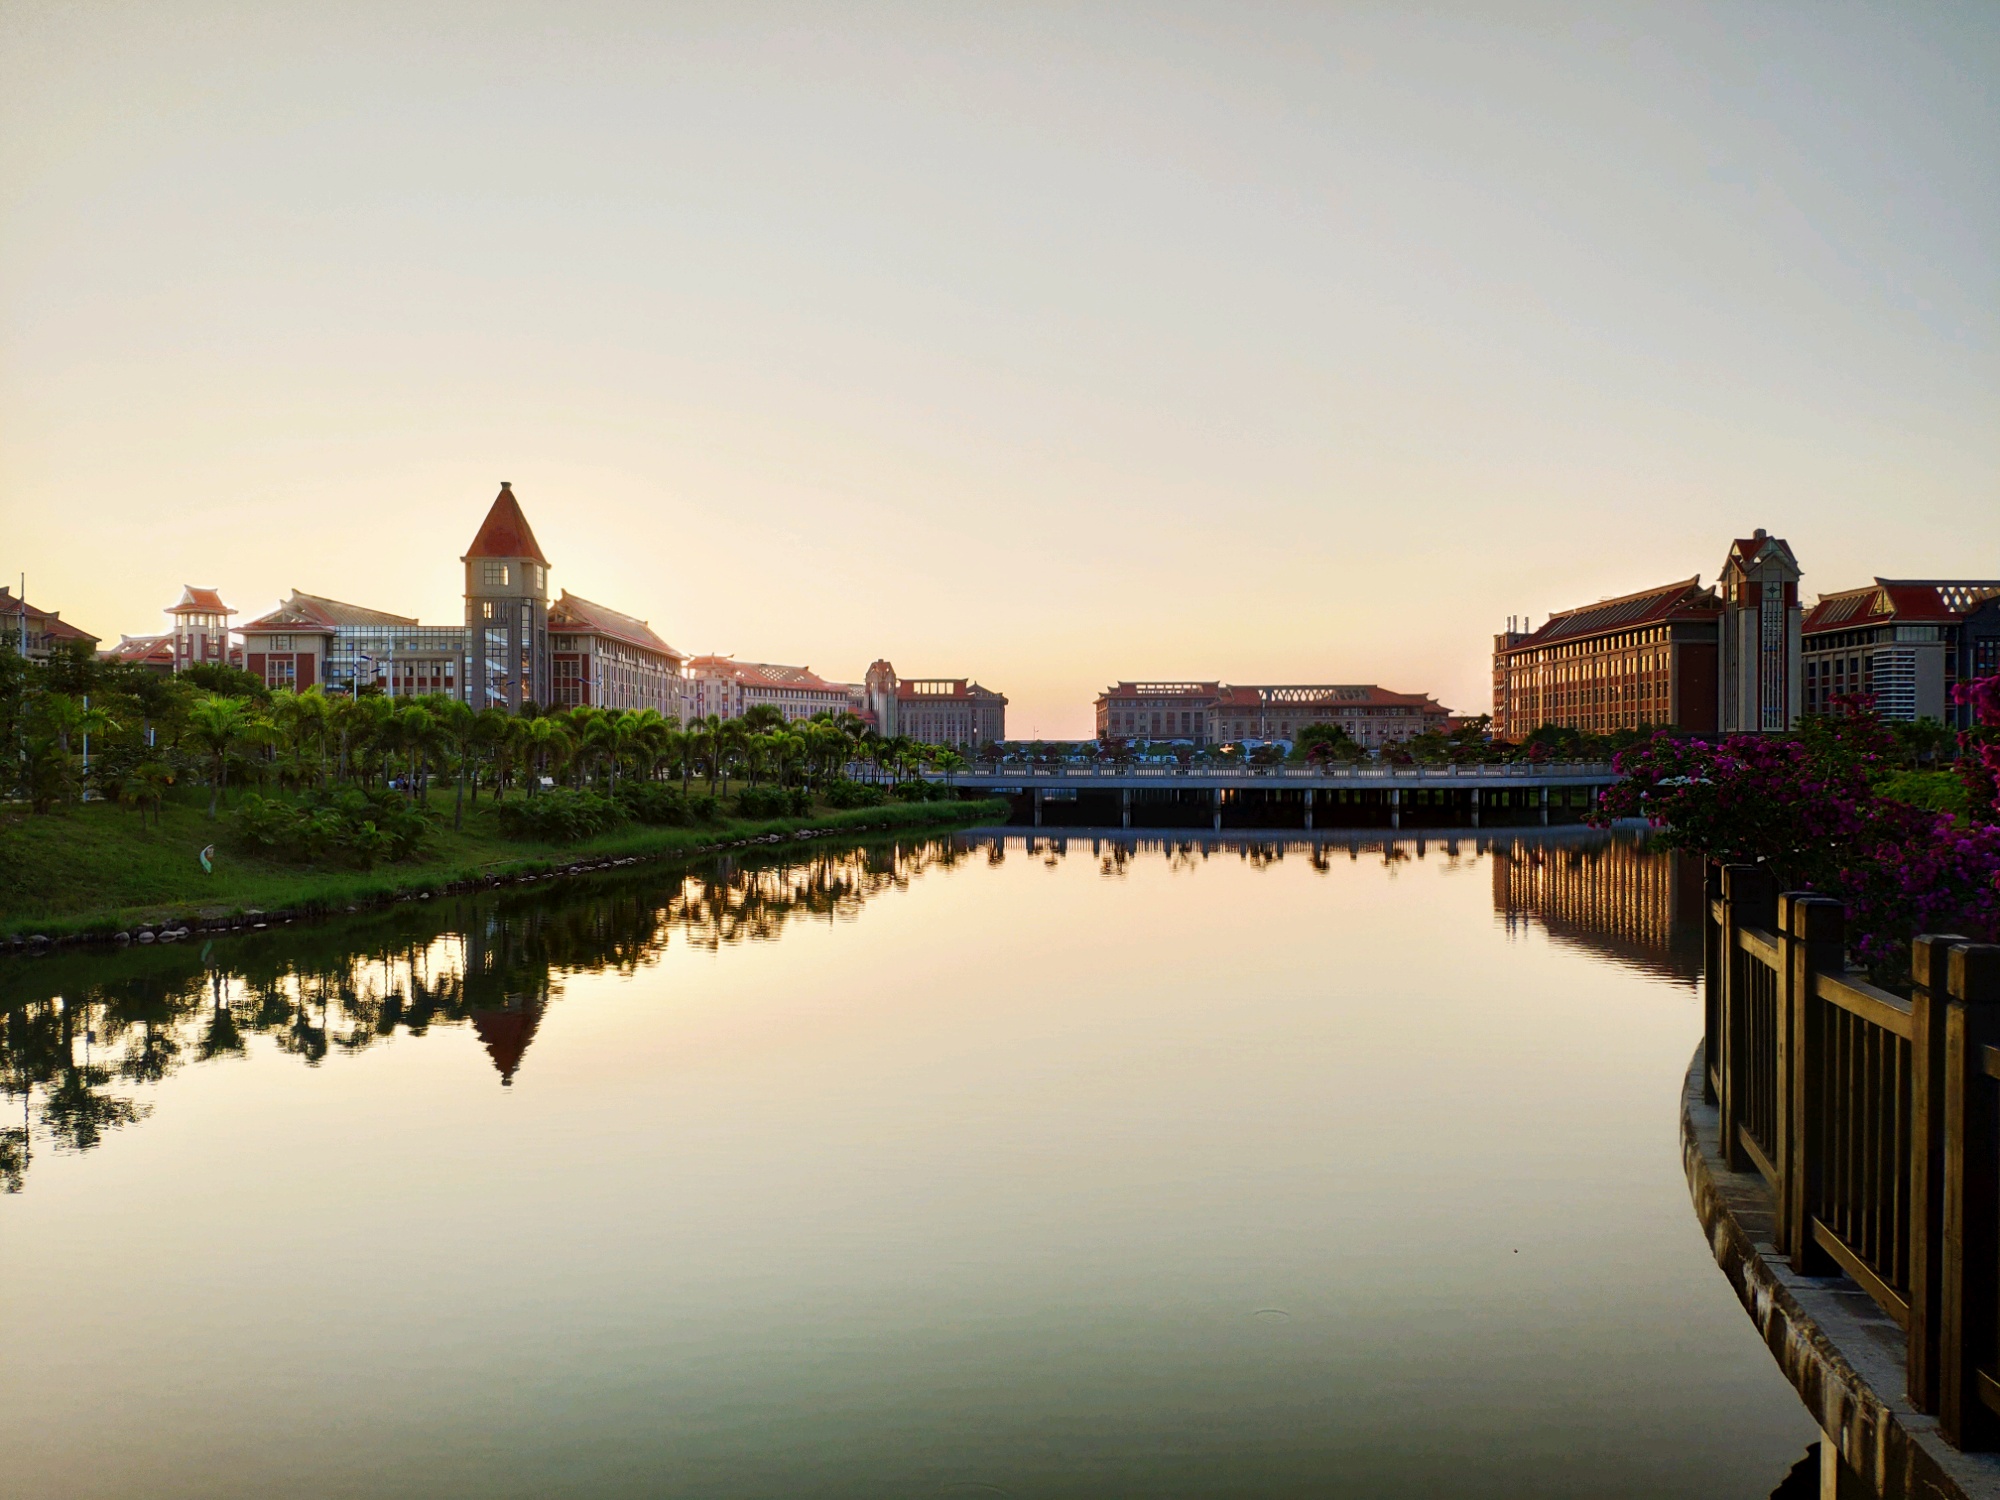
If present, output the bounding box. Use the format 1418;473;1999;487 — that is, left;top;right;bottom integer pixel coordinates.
1703;862;1722;1106
1719;864;1775;1173
1907;933;1967;1415
1941;941;2000;1449
1785;894;1843;1272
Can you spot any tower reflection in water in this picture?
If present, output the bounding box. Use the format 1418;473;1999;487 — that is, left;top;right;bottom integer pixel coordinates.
1;827;1697;1196
0;838;978;1192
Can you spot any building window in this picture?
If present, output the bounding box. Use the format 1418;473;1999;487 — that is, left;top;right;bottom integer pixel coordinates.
482;561;510;588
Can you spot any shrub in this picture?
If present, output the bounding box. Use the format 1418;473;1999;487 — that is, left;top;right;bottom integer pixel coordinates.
495;788;626;843
891;780;958;803
686;793;720;823
824;778;886;809
619;782;693;826
231;789;432;869
734;785;810;819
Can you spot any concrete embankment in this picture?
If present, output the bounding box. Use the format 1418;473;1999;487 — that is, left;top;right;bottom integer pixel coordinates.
1683;1045;2000;1500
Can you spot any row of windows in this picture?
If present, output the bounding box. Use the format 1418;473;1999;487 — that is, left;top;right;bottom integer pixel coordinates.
478;561;544;591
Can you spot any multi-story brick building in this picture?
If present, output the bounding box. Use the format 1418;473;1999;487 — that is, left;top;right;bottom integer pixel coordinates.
1094;680;1449;749
684;656;856;724
1096;683;1221;744
1;586;98;662
1802;579;2000;724
1491;578;1722;739
861;660;1006;746
548;592;685;716
238;591;464;697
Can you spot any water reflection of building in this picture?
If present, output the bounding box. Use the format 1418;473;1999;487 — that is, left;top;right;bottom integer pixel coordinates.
1490;833;1703;984
0;838;977;1189
469;998;545;1086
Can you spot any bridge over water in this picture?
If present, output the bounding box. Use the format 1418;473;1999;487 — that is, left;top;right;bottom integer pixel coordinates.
936;761;1622;829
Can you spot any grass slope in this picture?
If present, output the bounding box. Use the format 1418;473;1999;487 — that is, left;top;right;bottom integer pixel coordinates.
0;788;1008;938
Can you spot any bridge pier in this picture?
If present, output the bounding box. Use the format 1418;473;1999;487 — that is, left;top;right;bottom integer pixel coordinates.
1212;786;1222;831
1033;788;1043;827
1470;787;1480;829
1304;788;1314;830
1390;788;1401;830
1121;788;1131;829
1539;786;1549;826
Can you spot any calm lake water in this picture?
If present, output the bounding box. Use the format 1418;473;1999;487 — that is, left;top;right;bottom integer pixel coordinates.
1;828;1815;1499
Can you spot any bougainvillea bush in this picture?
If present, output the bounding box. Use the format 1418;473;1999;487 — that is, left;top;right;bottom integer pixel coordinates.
1594;678;2000;975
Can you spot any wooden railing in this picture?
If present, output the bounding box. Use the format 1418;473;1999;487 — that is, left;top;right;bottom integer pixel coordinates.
1705;865;2000;1447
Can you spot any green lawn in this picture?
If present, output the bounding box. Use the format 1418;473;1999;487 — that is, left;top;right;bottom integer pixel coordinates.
0;787;1009;938
1877;769;1969;819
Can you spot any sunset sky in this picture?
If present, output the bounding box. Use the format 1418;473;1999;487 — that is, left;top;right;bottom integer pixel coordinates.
3;3;1994;737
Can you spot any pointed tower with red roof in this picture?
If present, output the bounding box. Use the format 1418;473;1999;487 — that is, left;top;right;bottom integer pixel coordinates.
463;482;552;711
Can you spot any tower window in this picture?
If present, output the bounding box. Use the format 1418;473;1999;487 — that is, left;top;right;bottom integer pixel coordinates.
482;561;510;588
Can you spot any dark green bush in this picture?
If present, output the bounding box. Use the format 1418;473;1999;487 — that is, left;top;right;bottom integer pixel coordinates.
734;785;810;819
618;782;694;826
495;788;626;843
824;778;886;809
231;789;431;868
890;780;958;803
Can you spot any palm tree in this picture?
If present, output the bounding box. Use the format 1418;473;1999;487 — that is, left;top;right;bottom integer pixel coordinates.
117;761;175;827
717;717;750;795
183;693;258;818
34;693;118;805
431;698;477;827
519;716;572;795
579;711;623;793
385;704;439;800
631;711;670;785
473;707;511;803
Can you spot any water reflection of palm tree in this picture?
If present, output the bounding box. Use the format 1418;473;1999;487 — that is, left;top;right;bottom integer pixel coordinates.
0;836;974;1185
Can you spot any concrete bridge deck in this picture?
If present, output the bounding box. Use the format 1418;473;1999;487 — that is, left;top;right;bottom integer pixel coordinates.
920;762;1623;830
942;761;1618;791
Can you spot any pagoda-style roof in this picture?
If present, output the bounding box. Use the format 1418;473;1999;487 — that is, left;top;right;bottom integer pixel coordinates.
167;585;234;616
102;632;175;666
1804;579;2000;635
547;591;683;660
0;587;99;645
462;482;549;566
1509;578;1721;652
240;590;416;633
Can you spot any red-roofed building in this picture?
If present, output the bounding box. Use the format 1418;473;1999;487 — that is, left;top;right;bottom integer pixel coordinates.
164;585;237;673
1094;680;1448;749
101;633;176;674
1803;579;2000;723
862;660;1006;746
684;656;857;724
1;586;99;663
239;591;464;697
548;591;686;716
1491;578;1722;739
